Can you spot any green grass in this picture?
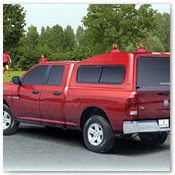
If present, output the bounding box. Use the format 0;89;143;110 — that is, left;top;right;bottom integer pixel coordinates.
3;71;26;83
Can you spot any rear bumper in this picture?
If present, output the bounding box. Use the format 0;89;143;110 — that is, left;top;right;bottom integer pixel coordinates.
123;120;170;134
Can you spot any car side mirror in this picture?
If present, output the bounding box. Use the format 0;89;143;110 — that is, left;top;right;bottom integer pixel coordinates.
12;76;21;86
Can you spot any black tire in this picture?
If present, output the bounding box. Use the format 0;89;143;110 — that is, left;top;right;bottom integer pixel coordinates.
139;132;168;147
83;115;114;153
3;104;20;135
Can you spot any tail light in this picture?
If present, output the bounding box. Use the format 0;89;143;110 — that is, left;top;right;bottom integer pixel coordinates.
125;98;138;116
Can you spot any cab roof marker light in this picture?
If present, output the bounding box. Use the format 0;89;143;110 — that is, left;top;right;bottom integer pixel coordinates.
152;52;161;54
162;52;170;54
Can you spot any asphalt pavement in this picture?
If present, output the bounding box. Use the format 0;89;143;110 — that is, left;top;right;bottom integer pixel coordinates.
3;123;170;171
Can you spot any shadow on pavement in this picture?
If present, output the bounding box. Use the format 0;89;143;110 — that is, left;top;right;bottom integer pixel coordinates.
108;137;169;156
17;124;170;155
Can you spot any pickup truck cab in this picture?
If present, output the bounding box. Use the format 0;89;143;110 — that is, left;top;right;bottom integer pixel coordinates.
3;52;170;153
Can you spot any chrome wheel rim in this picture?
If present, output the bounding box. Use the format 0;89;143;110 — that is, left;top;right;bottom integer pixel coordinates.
88;123;103;146
3;111;11;130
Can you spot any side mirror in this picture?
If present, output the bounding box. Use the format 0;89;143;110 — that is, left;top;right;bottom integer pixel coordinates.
12;76;21;86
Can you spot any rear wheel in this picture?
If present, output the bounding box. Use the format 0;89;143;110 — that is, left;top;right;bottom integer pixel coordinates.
3;104;20;135
83;115;114;153
139;132;168;147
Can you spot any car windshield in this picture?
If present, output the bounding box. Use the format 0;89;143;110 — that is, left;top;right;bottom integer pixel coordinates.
136;56;170;91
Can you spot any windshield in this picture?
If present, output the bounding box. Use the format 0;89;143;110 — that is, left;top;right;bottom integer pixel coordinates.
136;56;170;91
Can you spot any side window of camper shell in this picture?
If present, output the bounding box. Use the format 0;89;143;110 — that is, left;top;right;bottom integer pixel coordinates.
77;65;125;84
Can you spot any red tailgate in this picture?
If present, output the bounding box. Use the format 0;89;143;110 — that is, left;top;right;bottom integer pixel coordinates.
137;91;170;119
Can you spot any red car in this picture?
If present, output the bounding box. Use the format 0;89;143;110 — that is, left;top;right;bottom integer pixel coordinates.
3;52;170;153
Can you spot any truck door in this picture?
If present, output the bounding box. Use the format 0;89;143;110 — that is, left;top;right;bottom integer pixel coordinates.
13;65;48;122
39;65;67;127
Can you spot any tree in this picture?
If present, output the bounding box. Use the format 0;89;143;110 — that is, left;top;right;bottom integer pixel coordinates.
154;13;170;52
14;26;40;70
63;25;76;51
26;25;39;51
37;25;65;60
48;25;64;51
144;32;165;52
82;4;157;53
3;4;26;51
76;26;85;45
37;26;52;58
5;4;170;70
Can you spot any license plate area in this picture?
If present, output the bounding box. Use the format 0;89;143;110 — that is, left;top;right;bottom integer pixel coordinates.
158;119;169;128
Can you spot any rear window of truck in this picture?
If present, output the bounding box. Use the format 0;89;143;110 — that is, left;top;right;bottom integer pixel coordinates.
77;65;125;84
136;56;170;91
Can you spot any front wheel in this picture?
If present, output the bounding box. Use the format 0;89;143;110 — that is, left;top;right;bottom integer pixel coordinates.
139;132;168;147
83;115;114;153
3;104;20;135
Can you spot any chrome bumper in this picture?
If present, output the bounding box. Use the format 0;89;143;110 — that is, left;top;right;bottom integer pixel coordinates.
123;120;170;134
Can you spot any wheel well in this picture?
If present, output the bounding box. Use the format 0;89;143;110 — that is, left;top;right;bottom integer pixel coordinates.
80;107;111;130
3;99;9;107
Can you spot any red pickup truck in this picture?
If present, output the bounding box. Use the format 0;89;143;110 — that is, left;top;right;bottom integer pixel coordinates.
3;52;170;153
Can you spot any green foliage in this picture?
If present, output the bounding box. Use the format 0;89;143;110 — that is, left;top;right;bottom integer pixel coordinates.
154;13;170;52
26;25;39;50
14;25;40;70
125;43;136;52
144;32;165;52
63;25;76;51
82;4;157;52
3;4;26;51
76;26;85;45
3;4;170;71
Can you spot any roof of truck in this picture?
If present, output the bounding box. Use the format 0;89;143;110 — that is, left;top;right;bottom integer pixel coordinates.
80;52;170;63
39;52;170;65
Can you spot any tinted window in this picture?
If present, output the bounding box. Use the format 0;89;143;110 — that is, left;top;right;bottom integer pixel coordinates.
100;67;125;84
22;66;48;85
137;56;170;91
77;66;102;83
47;66;64;85
77;65;125;84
